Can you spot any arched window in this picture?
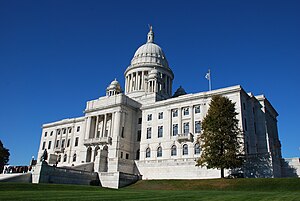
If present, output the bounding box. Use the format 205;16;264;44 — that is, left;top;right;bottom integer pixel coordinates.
146;148;151;158
157;146;162;157
183;144;188;155
194;143;201;155
63;154;67;162
171;145;177;156
73;153;77;162
58;154;61;162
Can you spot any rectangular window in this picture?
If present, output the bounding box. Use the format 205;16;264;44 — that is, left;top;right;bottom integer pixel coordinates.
126;153;129;159
138;117;142;124
67;139;70;147
77;126;80;132
57;129;61;135
194;105;201;114
158;112;163;119
48;141;52;149
183;107;189;116
50;131;53;136
61;139;65;148
195;121;201;133
244;118;248;131
147;114;152;121
147;127;152;139
172;109;178;117
183;122;189;135
56;140;60;148
120;152;123;158
173;124;178;136
75;137;79;147
42;142;46;150
68;128;72;133
44;132;47;137
158;126;163;138
137;130;141;141
63;128;66;134
121;127;124;138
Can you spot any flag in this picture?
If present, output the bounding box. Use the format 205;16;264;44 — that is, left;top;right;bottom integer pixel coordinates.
205;70;210;80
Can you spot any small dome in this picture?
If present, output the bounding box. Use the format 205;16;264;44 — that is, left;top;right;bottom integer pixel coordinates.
110;79;120;86
107;79;121;90
172;86;187;98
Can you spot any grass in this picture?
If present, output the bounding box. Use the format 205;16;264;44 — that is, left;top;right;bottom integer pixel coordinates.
0;178;299;201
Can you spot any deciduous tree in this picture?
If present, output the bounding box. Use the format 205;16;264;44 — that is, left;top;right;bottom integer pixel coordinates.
0;140;10;173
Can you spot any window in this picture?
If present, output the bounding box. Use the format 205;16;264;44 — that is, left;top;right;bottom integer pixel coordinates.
183;122;189;134
48;141;52;149
63;154;67;162
243;102;246;110
42;142;46;150
137;130;141;141
58;155;61;162
171;145;177;156
147;127;152;139
44;132;47;137
126;153;129;159
183;144;188;155
195;105;200;114
63;128;66;134
73;153;76;162
146;148;151;158
157;146;162;157
75;137;79;147
244;118;248;131
147;114;152;121
68;128;72;133
56;140;60;148
195;121;201;133
77;126;80;132
158;112;163;119
136;149;140;160
61;139;65;148
50;131;53;136
138;118;142;124
172;109;178;117
57;129;61;135
158;126;163;138
172;124;178;136
194;143;201;155
120;152;123;158
121;127;124;138
67;139;70;147
183;107;189;116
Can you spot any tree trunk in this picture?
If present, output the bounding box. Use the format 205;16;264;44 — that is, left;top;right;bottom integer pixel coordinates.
221;168;224;178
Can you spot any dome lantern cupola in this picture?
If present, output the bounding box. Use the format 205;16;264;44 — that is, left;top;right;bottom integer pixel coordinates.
106;79;122;96
147;25;154;43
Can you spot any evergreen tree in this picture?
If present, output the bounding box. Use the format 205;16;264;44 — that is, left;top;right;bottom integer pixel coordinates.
196;95;243;178
0;140;10;173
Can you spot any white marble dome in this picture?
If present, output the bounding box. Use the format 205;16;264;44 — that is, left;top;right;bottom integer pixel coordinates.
130;43;169;68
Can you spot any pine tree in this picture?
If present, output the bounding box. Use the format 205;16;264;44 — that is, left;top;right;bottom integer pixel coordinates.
0;140;10;173
196;95;243;178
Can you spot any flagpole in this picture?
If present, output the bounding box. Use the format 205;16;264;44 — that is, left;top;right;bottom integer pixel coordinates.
208;69;212;91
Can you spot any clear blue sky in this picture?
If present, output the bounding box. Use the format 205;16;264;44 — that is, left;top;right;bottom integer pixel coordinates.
0;0;299;165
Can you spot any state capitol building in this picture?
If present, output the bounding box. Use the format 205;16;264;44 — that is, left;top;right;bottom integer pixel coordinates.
35;27;283;188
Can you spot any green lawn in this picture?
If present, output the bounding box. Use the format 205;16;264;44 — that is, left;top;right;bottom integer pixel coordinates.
0;178;299;201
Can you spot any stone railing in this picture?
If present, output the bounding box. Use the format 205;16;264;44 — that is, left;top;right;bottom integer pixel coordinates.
54;147;65;153
84;137;112;146
177;133;194;143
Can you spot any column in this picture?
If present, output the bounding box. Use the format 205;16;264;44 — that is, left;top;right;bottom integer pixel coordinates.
103;114;107;137
135;72;138;90
85;117;92;139
113;111;122;137
125;76;128;93
141;71;145;90
110;112;115;137
94;115;99;138
91;146;95;162
137;72;140;90
190;106;194;134
164;74;167;93
178;108;182;134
